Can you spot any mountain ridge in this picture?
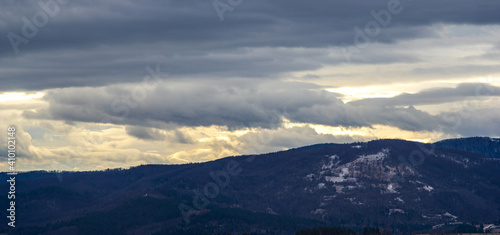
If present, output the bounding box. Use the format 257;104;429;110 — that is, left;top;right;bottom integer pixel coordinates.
434;136;500;159
1;138;500;234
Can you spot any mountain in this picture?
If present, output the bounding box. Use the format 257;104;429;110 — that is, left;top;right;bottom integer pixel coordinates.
2;139;500;234
434;137;500;159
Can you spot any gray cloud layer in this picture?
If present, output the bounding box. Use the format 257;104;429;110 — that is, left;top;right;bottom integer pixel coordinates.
1;0;500;91
18;81;444;132
22;81;500;137
350;83;500;107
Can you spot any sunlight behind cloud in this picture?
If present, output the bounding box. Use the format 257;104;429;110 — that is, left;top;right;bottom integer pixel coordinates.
326;86;401;103
0;92;44;102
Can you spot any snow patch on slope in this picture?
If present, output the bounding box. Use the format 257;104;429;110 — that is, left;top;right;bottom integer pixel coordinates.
389;209;405;215
415;181;434;192
325;167;350;183
394;197;405;203
351;149;389;164
439;154;471;168
387;184;398;193
444;212;458;220
423;185;434;192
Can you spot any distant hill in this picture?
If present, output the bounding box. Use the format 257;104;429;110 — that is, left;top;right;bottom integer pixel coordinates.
1;139;500;234
434;137;500;159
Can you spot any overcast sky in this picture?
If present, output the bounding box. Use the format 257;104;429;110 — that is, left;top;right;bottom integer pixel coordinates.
1;0;500;171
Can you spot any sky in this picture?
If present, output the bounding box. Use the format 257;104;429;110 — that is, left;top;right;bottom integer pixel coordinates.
1;0;500;171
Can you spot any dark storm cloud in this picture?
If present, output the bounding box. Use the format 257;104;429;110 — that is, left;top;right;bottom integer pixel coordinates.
1;0;500;91
21;78;500;137
438;108;500;137
126;126;166;141
2;0;499;52
350;83;500;107
125;126;195;143
23;80;443;133
24;81;332;130
0;47;330;91
289;102;439;132
348;83;500;135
